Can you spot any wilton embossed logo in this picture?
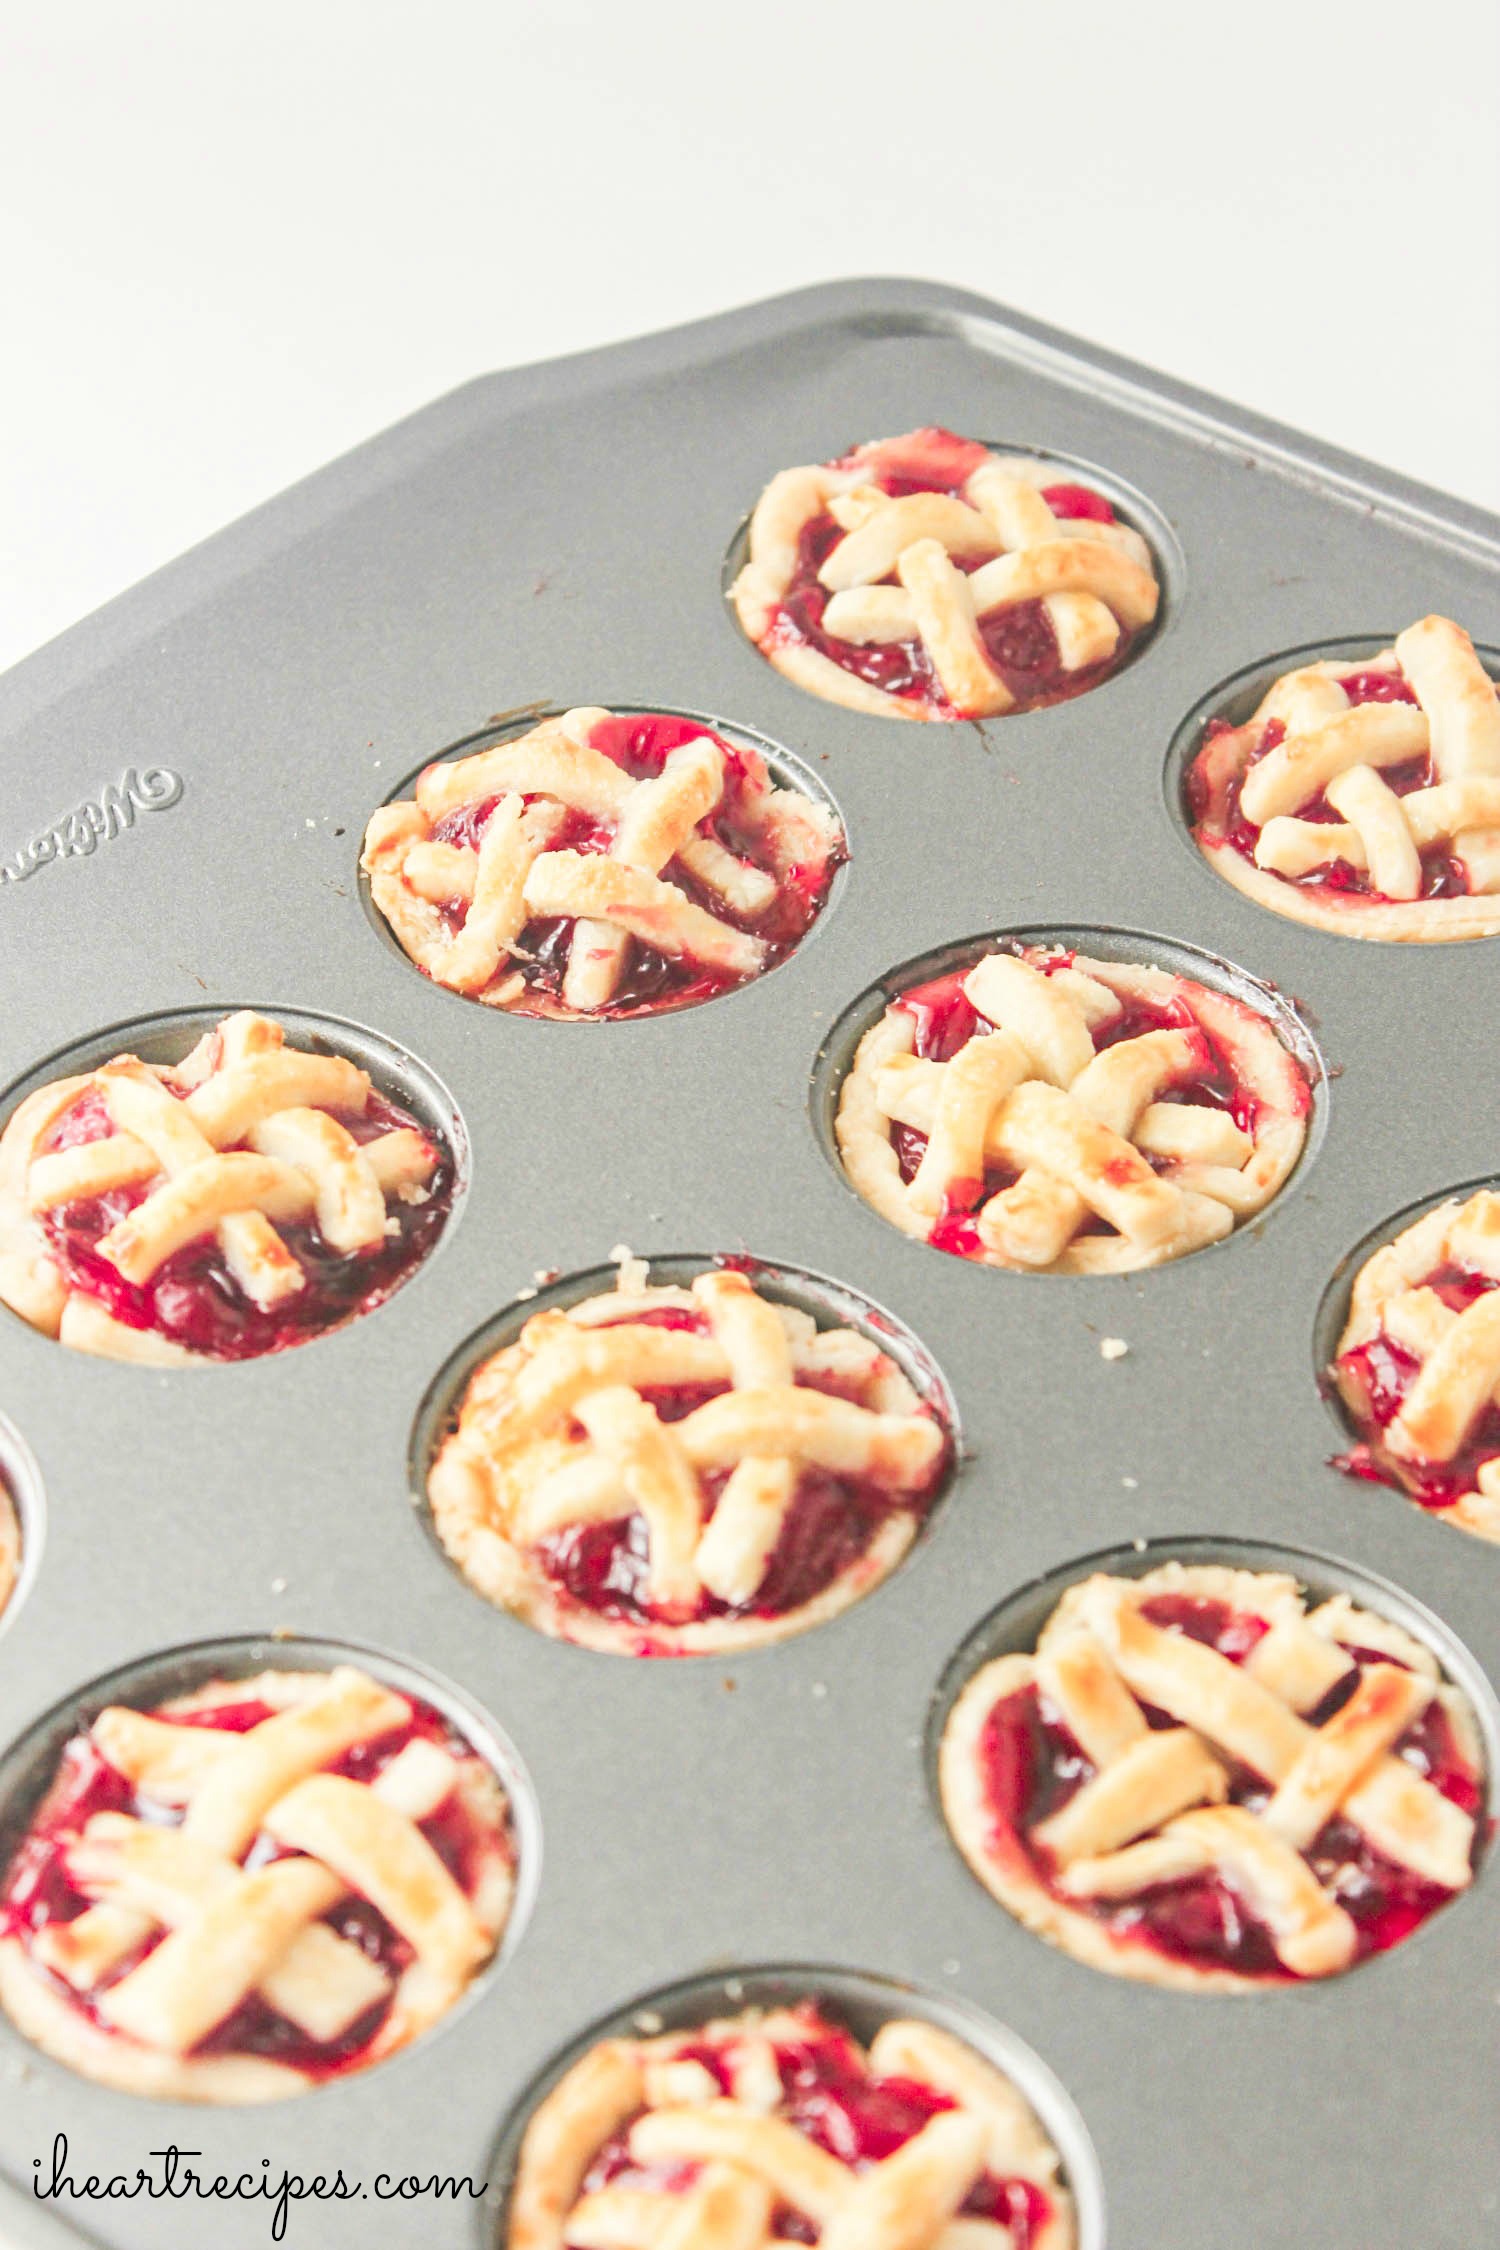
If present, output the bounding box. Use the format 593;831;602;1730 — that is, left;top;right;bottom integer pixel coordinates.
1;766;183;885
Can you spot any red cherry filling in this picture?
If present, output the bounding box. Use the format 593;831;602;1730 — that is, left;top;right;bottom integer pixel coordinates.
574;2003;1055;2249
975;1599;1479;1977
37;1084;453;1361
1188;666;1473;902
0;1690;505;2081
1333;1263;1500;1508
887;951;1259;1259
534;1312;949;1639
766;430;1136;717
425;714;843;1017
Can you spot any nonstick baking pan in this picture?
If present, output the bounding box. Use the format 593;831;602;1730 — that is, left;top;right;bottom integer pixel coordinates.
0;277;1497;2250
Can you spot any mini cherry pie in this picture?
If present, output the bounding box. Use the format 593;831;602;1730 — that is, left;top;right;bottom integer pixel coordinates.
1331;1188;1500;1541
835;944;1310;1274
731;426;1159;721
1186;614;1500;940
0;1010;452;1364
508;1999;1074;2250
428;1258;950;1655
0;1663;515;2101
362;710;844;1017
940;1562;1483;1991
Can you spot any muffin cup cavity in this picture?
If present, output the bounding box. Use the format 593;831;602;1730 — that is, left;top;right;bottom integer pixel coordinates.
413;1251;960;1658
930;1536;1496;1991
0;1632;539;2099
813;924;1326;1276
0;1005;469;1364
359;705;850;1021
485;1962;1104;2250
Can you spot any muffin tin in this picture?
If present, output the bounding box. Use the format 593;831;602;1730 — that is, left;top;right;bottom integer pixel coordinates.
0;276;1497;2248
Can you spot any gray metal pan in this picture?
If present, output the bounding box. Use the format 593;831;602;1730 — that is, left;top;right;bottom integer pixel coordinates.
0;277;1496;2250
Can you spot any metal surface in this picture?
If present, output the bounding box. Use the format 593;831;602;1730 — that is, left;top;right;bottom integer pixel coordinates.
0;277;1497;2250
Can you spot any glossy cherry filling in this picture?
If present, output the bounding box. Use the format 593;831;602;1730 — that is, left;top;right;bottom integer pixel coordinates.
36;1082;452;1361
1188;667;1472;901
574;2004;1055;2248
534;1310;948;1638
976;1596;1481;1977
766;427;1139;717
427;714;843;1017
0;1689;503;2081
1333;1263;1500;1507
887;951;1263;1260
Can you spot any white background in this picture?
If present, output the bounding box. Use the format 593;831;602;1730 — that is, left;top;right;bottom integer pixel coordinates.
2;0;1496;678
